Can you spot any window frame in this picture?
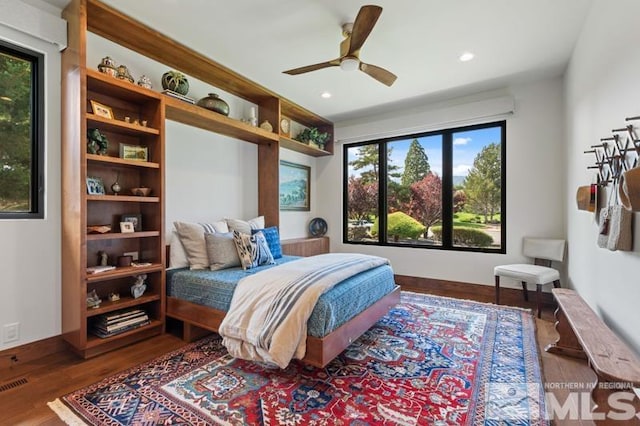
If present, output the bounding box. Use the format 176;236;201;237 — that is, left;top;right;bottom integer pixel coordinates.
343;120;506;254
0;39;45;219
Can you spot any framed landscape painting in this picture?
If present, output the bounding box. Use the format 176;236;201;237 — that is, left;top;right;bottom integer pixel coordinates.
279;161;310;211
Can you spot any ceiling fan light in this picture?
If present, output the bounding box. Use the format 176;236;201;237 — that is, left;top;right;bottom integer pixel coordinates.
340;57;359;72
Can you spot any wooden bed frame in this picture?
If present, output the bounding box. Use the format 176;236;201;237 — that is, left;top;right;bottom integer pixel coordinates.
165;246;401;367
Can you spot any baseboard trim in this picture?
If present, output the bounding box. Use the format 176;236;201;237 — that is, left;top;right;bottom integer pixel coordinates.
394;274;555;305
0;335;67;382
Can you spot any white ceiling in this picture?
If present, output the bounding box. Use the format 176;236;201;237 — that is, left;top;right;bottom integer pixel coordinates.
48;0;593;122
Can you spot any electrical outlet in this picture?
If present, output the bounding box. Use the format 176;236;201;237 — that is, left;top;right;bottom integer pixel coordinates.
123;251;139;261
3;323;19;343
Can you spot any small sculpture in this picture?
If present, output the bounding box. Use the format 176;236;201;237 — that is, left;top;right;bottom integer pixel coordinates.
248;106;258;127
137;74;152;89
108;292;120;302
259;120;273;132
131;274;147;299
87;289;102;308
98;251;108;266
111;172;121;195
87;128;108;155
98;56;117;77
116;64;134;83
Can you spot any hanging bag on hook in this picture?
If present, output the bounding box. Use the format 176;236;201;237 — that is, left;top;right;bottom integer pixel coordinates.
606;204;632;251
598;176;633;251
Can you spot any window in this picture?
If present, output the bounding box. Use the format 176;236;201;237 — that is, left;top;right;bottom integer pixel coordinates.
0;40;44;219
344;121;505;253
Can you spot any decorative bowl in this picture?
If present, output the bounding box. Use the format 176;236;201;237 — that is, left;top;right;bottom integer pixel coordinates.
87;224;111;234
131;187;152;197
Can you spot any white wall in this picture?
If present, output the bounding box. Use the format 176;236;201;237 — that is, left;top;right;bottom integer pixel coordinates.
317;78;566;287
564;0;640;354
0;1;65;350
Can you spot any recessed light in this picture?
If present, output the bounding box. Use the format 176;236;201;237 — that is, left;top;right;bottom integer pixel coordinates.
459;52;475;62
321;92;332;99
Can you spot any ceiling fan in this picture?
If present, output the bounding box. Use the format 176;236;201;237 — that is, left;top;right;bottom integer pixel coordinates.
283;5;397;87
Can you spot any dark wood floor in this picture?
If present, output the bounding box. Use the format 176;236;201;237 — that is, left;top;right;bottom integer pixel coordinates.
0;288;597;426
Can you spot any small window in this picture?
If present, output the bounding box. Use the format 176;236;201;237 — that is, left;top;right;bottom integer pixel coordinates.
0;40;44;219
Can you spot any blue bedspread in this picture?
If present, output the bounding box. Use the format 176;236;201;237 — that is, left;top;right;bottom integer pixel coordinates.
167;255;396;338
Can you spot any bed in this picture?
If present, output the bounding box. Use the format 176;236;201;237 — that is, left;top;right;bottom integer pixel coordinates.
165;252;400;368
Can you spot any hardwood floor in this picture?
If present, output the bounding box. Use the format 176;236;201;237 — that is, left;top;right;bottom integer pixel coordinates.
0;288;598;425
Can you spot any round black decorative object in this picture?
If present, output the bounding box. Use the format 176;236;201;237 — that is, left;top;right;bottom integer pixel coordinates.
308;217;328;237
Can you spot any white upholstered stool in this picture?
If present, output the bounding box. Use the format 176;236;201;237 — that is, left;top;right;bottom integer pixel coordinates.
494;238;566;318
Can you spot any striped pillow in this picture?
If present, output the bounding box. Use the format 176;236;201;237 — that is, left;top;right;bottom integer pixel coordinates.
173;220;228;269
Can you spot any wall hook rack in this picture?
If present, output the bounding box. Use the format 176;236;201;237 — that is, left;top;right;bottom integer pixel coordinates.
585;117;639;187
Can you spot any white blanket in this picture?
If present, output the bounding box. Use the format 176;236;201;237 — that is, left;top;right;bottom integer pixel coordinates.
218;253;389;368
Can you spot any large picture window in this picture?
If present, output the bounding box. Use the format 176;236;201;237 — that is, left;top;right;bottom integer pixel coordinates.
344;121;505;253
0;41;44;219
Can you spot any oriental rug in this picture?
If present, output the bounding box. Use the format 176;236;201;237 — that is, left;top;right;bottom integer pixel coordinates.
49;292;548;425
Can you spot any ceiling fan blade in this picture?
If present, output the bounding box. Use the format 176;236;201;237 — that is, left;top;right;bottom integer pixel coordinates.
347;5;383;56
283;59;340;75
359;62;397;86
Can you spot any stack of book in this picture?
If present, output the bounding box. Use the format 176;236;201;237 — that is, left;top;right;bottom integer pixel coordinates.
161;89;195;104
91;308;149;338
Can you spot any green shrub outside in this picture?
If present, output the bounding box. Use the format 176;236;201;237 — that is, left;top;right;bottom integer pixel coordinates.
455;211;501;224
430;226;493;247
371;212;426;241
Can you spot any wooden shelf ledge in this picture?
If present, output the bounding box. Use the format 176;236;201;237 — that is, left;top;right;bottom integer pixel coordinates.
87;68;161;102
86;320;163;348
280;136;332;157
86;294;161;317
164;96;279;145
87;231;160;241
86;113;160;136
86;153;160;168
86;263;164;283
86;194;159;202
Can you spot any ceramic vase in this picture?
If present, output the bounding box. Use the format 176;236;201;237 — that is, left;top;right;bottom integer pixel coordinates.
196;93;230;116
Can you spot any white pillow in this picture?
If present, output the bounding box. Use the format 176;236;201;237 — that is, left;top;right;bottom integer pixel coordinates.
226;216;265;235
168;231;189;269
173;220;227;269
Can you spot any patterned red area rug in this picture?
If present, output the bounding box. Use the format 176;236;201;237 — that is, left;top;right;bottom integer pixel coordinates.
49;292;547;425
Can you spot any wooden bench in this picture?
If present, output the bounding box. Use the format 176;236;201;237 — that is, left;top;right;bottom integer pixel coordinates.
546;288;640;422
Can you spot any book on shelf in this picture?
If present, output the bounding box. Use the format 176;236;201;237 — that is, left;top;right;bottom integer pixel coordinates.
87;265;116;274
104;309;147;324
92;320;150;338
98;315;149;333
161;90;195;104
131;262;152;267
91;308;150;337
103;308;144;319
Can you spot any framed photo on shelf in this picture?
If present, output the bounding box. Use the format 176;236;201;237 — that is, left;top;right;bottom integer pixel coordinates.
119;221;135;233
279;160;310;211
86;176;105;195
89;100;114;119
121;214;142;232
119;143;148;161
